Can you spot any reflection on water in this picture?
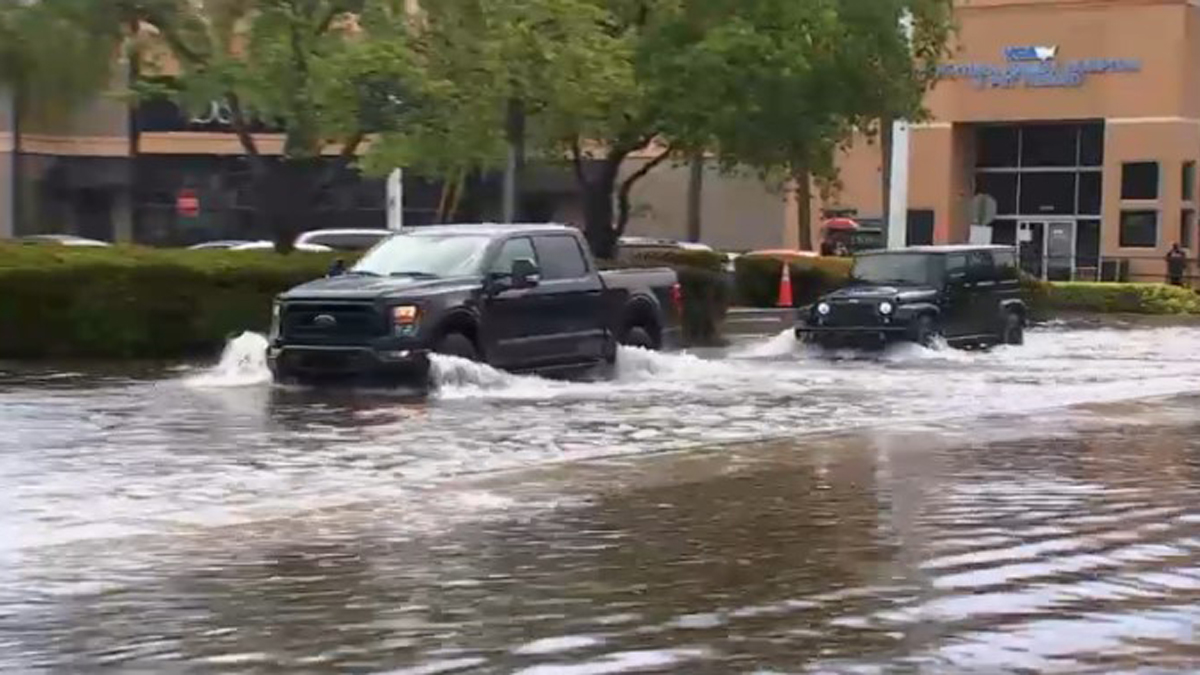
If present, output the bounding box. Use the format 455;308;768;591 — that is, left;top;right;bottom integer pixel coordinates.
3;402;1198;673
0;326;1199;671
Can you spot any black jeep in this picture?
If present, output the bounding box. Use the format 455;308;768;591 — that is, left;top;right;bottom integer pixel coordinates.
795;245;1027;349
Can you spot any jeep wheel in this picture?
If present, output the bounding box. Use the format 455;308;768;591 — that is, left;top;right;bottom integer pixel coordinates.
435;332;479;361
1001;311;1024;346
910;314;940;348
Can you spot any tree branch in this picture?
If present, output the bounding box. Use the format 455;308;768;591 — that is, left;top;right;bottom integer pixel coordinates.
616;147;671;237
225;92;262;165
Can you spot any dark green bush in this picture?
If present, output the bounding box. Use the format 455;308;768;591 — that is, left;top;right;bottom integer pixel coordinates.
0;245;337;358
734;255;853;307
1037;281;1200;316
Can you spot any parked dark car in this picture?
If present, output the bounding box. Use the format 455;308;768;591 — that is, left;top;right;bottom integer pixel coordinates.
795;245;1026;350
268;224;682;386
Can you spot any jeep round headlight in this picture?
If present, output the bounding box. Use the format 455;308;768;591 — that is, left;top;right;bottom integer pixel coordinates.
817;302;831;316
879;301;894;315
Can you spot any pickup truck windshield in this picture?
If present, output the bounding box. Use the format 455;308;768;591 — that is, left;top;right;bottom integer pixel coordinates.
851;253;940;285
352;235;490;277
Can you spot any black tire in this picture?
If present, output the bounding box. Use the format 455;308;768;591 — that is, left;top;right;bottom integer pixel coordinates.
909;314;940;348
1001;311;1024;346
435;332;479;361
622;325;656;351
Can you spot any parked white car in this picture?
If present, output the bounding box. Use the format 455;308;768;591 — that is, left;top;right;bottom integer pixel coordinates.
229;240;334;253
295;228;392;252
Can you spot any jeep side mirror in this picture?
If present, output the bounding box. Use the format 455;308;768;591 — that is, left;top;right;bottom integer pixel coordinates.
511;258;540;289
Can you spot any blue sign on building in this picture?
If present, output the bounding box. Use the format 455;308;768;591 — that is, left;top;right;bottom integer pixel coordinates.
937;47;1141;89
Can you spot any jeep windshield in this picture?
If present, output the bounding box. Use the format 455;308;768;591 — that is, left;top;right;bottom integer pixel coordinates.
850;253;940;286
352;234;491;277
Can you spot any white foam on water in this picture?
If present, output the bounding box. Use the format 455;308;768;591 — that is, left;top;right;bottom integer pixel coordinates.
183;332;273;388
730;330;800;359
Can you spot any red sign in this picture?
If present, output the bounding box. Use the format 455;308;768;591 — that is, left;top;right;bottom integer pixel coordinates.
176;189;200;218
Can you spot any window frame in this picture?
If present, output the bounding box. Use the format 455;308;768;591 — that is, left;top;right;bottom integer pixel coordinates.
1118;209;1160;249
487;236;539;276
531;234;591;281
1120;161;1160;201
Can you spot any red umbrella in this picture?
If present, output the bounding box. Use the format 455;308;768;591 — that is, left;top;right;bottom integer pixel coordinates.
823;217;859;232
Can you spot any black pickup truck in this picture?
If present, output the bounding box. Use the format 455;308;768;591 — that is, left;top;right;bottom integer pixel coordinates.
267;224;681;385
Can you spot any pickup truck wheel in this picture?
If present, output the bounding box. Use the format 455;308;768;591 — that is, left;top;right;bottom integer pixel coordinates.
435;332;479;361
909;314;940;348
1001;311;1025;346
622;326;656;351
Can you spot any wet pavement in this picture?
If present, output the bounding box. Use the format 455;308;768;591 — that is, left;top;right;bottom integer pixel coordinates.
1;325;1198;673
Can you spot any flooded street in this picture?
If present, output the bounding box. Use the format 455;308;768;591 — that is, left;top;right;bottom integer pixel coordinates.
1;325;1198;673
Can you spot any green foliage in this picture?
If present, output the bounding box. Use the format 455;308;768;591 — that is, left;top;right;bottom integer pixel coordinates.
1035;281;1200;317
734;256;854;307
0;245;335;358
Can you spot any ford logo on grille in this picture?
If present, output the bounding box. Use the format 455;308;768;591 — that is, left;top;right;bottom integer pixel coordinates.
313;314;338;328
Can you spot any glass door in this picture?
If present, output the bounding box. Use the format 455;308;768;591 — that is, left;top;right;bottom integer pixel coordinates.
1045;220;1075;281
1017;221;1045;278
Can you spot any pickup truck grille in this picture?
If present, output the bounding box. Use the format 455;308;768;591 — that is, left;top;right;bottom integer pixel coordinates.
281;302;384;345
825;302;883;327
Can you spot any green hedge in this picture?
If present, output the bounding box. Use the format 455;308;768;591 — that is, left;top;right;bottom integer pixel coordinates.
734;255;853;307
1022;277;1200;317
0;245;338;358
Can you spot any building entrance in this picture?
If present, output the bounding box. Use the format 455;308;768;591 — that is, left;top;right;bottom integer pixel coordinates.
974;121;1104;281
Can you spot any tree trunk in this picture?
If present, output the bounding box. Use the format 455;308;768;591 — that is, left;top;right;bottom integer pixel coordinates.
686;151;703;242
582;169;618;259
879;117;894;229
795;167;813;251
256;158;324;254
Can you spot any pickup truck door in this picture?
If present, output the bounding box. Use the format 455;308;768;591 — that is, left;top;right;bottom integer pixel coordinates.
480;237;556;368
531;234;608;364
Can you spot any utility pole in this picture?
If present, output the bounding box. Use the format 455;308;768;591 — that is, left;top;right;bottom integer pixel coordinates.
886;10;914;250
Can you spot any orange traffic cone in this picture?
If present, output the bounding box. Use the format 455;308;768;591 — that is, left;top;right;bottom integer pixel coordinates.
777;263;793;307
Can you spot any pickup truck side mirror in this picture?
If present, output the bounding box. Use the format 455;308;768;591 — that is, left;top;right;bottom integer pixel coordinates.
510;258;540;289
327;258;346;278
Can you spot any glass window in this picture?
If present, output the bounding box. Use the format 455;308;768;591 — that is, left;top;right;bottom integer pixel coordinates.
488;237;538;275
304;232;389;251
1077;219;1101;262
991;220;1017;245
1021;125;1077;167
1077;171;1102;215
905;210;935;246
352;234;491;277
976;126;1019;168
1184;162;1196;202
1079;123;1104;167
966;250;995;280
532;235;589;280
1121;162;1159;200
851;253;941;285
1182;209;1195;250
1019;172;1076;215
1119;210;1158;248
946;253;968;275
975;173;1017;215
993;249;1019;278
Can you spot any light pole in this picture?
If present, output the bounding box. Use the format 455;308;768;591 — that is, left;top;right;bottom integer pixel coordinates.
887;11;915;250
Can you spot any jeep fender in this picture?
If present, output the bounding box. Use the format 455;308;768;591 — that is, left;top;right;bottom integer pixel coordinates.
894;303;940;324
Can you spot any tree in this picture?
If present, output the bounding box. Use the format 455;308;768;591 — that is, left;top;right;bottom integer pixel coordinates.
4;0;423;251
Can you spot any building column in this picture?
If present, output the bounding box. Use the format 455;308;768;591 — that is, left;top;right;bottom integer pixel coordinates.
0;88;13;239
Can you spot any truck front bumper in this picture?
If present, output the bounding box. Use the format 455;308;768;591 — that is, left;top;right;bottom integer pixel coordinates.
267;343;432;385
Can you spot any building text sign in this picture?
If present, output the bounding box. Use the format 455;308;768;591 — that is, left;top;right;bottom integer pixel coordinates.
937;46;1141;89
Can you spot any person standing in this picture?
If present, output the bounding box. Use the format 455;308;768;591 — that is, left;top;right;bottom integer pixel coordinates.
1165;243;1187;286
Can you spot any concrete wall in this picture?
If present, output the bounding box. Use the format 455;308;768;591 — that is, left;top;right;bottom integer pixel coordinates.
621;158;789;251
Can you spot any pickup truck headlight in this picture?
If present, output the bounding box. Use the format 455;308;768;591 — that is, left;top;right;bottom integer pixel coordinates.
816;302;831;316
392;305;420;336
879;301;894;315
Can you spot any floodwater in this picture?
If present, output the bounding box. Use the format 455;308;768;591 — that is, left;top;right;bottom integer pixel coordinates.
0;325;1198;673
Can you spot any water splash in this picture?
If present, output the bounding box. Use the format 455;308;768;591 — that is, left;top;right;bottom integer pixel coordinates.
730;330;800;359
183;332;272;388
